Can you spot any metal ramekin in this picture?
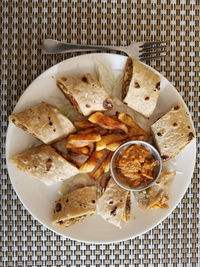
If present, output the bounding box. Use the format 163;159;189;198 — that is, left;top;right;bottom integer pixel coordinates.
110;140;162;192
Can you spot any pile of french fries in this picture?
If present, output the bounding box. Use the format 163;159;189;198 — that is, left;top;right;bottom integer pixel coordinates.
65;111;149;180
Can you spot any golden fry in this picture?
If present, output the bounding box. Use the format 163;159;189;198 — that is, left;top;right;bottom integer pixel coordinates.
87;142;95;151
106;140;127;151
96;133;127;151
93;165;104;180
102;152;114;172
66;132;101;148
92;151;113;180
118;112;148;139
77;128;100;135
88;112;128;133
79;149;106;173
74;120;96;128
129;134;148;141
68;146;90;155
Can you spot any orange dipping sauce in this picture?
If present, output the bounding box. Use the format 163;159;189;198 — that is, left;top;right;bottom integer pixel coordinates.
116;144;159;189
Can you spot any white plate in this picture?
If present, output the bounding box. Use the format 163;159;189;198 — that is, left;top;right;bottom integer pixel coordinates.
6;54;196;243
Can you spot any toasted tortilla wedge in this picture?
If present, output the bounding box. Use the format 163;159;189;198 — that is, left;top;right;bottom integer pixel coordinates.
10;144;79;186
97;177;129;228
151;104;196;161
122;57;160;118
52;185;97;227
56;73;113;116
9;101;76;144
133;171;176;210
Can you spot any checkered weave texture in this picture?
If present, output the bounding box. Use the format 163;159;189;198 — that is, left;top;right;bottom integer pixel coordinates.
1;0;199;266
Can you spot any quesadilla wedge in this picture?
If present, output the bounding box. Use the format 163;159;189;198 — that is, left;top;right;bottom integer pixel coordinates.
52;185;97;227
133;171;176;210
97;177;130;228
122;57;160;118
9;101;76;144
56;73;114;116
10;144;79;186
151;104;196;161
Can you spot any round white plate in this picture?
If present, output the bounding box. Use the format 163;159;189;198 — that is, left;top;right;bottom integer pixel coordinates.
6;54;196;243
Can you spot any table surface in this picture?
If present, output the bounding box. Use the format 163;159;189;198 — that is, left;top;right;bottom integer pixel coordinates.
1;0;199;266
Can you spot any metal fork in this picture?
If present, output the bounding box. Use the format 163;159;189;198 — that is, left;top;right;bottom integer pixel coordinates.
42;39;168;61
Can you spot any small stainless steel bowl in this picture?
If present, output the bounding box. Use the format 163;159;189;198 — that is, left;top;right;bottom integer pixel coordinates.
110;140;162;192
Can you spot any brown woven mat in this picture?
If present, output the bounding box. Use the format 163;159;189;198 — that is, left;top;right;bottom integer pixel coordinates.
1;1;199;266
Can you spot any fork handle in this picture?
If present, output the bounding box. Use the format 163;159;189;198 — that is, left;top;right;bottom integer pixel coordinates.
42;39;124;54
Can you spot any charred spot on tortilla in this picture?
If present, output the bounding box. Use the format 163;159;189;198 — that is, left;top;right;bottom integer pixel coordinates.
46;158;52;171
173;122;177;127
134;82;140;88
161;155;169;161
110;206;117;216
174;105;180;110
188;132;194;140
103;98;113;109
85;104;91;108
82;76;88;83
49;121;53;126
109;200;113;205
145;96;150;101
156;82;160;90
55;202;62;212
66;199;69;203
92;200;96;204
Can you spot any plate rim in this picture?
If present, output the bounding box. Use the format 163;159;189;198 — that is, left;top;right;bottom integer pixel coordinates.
6;53;196;244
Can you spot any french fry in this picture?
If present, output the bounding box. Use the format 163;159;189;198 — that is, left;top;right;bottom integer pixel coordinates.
87;142;94;151
118;112;148;140
98;128;108;136
92;152;113;180
68;146;90;155
79;149;106;173
74;120;96;128
102;152;114;172
106;140;127;151
117;112;138;128
77;128;100;135
66;131;101;148
93;165;104;180
88;112;128;133
129;134;147;141
96;133;127;151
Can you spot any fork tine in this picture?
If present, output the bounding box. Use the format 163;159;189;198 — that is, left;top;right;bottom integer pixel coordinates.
140;49;167;58
139;40;168;48
139;44;168;52
140;54;168;61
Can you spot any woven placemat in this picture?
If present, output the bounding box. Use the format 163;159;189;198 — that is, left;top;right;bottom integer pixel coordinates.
1;0;199;266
